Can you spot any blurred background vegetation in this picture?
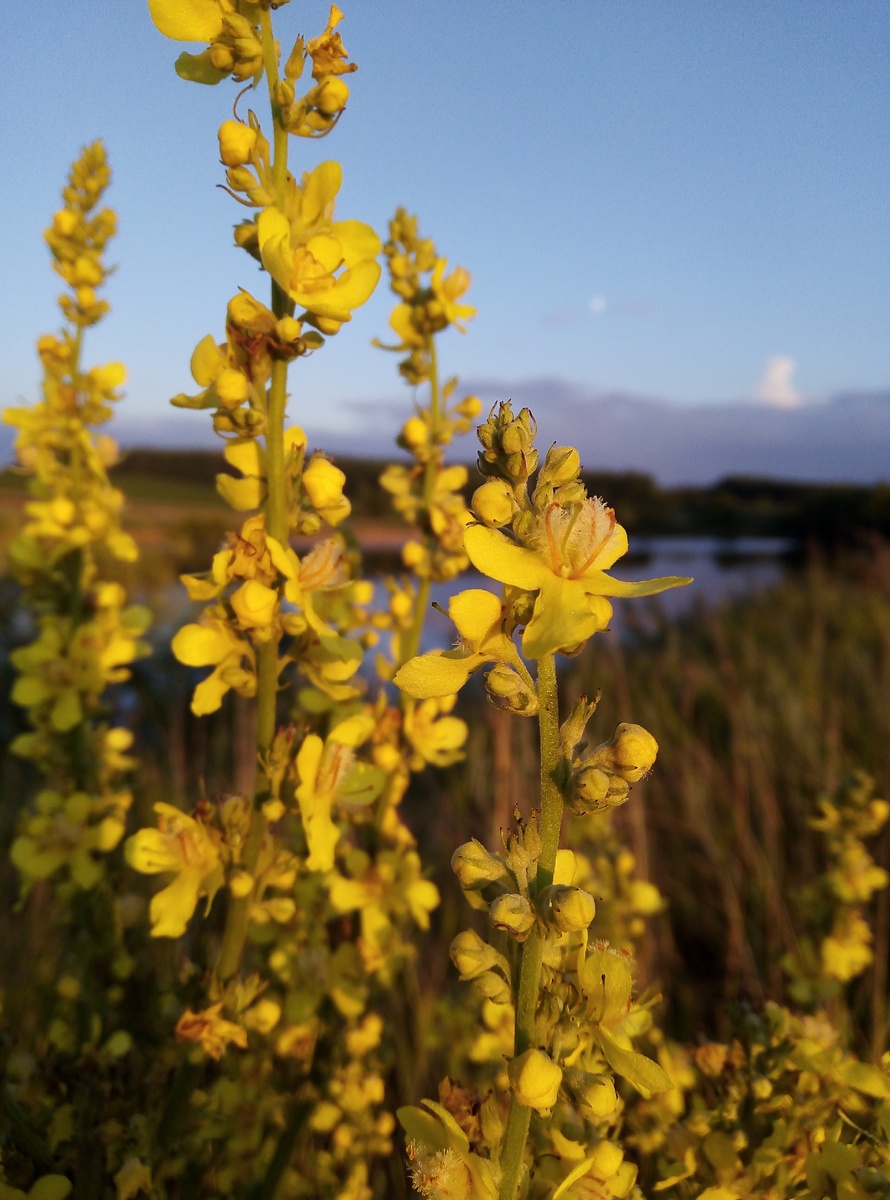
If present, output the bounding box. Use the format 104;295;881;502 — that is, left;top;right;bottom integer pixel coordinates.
2;455;888;1080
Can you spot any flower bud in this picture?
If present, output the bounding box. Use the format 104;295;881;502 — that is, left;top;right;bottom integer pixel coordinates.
273;78;296;108
472;970;512;1005
538;444;581;488
314;76;350;115
588;723;658;784
231;580;278;630
400;416;428;448
489;893;536;941
455;394;483;419
451;839;508;889
588;1141;626;1181
508;1048;563;1114
227;291;274;333
218;120;257;167
570;764;629;815
540;884;596;933
226;165;258;194
472;479;514;528
484;664;538;716
564;1069;618;1117
450;929;504;980
215;367;249;407
303;457;347;512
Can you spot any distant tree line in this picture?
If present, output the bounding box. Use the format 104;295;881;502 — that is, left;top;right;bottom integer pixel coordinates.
107;450;890;547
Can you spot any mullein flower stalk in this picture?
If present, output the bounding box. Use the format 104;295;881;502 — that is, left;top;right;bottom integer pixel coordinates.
5;141;148;896
396;404;690;1200
375;207;481;671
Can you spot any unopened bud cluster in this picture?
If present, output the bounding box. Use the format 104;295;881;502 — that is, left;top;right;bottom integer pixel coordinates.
375;210;481;582
570;722;659;816
378;208;477;386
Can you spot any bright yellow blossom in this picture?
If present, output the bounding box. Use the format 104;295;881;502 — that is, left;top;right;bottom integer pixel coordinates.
394;589;524;699
402;698;468;769
171;610;256;715
257;161;381;323
465;496;691;658
295;720;385;872
125;802;223;938
430;259;476;331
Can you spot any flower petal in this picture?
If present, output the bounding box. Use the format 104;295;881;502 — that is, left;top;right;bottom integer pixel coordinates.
172;624;234;666
302;161;342;225
464;525;550;591
330;219;383;265
448;588;504;645
293;260;381;320
257;207;294;292
224;438;266;477
522;578;612;659
582;570;693;598
394;651;479;699
148;0;223;42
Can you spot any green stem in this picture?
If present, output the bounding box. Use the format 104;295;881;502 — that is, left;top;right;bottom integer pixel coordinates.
252;1094;313;1200
398;336;442;670
215;17;290;985
497;653;562;1200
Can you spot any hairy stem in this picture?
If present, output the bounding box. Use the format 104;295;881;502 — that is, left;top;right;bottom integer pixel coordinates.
215;21;290;986
498;653;562;1200
398;336;442;669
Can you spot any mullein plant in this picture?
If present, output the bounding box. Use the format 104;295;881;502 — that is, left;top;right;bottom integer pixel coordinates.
2;142;150;1198
5;143;148;894
394;403;693;1200
119;4;476;1197
624;775;890;1200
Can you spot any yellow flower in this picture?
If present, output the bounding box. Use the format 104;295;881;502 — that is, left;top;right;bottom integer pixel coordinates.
295;720;385;872
215;427;307;511
171;611;256;715
402;698;468;769
125;802;223;938
329;848;439;973
257;162;381;323
11;793;126;890
394;589;523;699
175;1002;247;1060
430;258;476;331
399;1101;498;1200
465;496;691;658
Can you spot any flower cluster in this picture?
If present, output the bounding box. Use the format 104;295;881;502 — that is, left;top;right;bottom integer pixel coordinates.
394;408;684;1199
5;143;149;894
783;770;889;1000
375;209;482;588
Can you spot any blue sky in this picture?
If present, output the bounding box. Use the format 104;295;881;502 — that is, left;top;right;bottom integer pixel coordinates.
2;0;888;481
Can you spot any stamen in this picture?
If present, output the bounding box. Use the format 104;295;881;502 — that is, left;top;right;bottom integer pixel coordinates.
574;502;617;577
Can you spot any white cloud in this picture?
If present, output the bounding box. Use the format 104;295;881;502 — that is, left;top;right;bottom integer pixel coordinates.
757;355;802;408
588;294;607;315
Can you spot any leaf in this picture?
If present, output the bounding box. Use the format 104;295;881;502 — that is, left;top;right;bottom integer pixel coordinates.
597;1027;673;1098
836;1059;890;1099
